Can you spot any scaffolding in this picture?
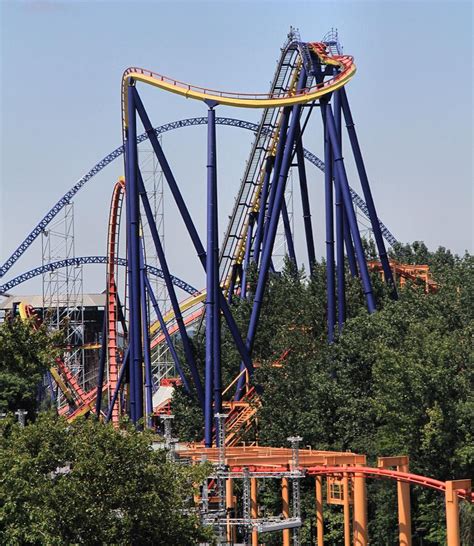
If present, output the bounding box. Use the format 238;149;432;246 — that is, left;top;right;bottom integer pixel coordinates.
41;203;85;402
138;140;173;386
186;422;304;546
273;168;295;270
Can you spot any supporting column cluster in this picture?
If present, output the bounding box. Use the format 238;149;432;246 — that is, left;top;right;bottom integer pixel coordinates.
116;60;400;430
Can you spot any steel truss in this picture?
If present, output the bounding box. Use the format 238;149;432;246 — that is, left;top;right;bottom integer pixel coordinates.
139;139;172;386
0;120;397;279
3;35;399;452
115;35;399;436
0;256;199;296
41;202;85;398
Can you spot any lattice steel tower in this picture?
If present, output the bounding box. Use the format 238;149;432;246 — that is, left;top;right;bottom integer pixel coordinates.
41;203;85;396
138;139;172;385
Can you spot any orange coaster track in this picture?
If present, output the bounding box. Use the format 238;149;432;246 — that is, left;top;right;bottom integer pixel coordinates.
17;303;104;419
106;177;126;424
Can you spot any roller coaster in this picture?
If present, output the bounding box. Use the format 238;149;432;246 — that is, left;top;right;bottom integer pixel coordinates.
1;29;471;545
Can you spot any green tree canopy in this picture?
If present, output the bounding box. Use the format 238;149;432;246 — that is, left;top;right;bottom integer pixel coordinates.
0;413;213;545
173;244;473;543
0;317;58;417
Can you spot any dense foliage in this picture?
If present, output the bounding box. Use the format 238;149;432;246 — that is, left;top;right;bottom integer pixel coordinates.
0;317;58;417
173;242;473;544
0;413;212;545
0;242;471;544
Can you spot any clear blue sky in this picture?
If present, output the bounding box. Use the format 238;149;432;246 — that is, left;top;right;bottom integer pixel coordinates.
1;0;472;295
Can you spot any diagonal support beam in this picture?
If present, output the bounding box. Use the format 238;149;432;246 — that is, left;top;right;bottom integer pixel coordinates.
252;156;274;267
325;103;376;314
105;348;129;423
137;170;204;408
343;208;359;278
139;238;154;427
281;199;296;266
144;274;191;394
236;68;308;399
241;213;256;298
94;315;107;417
262;108;291;251
227;263;240;303
295;123;316;274
340;87;397;298
132;86;253;376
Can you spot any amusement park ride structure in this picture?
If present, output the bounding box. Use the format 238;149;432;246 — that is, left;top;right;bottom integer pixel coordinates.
1;29;471;544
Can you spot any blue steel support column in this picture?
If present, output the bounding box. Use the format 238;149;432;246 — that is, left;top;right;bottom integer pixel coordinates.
340;88;397;297
137;171;204;408
211;109;222;437
323;100;336;343
105;348;129;423
281;199;296;266
205;104;220;446
252;156;273;266
343;209;359;278
144;274;191;393
132;87;252;375
262;108;291;250
227;263;239;303
139;239;153;428
116;292;128;336
241;214;255;299
295;125;316;274
236;68;307;399
94;315;107;416
125;86;144;423
325;104;376;314
334;91;346;330
125;140;134;422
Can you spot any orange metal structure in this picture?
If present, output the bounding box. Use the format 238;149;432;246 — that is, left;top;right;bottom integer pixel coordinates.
368;259;438;293
379;456;412;545
176;444;472;544
106;177;126;425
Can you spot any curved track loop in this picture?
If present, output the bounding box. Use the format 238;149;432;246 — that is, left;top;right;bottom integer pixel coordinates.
106;178;125;424
121;42;355;122
0;118;396;279
0;256;199;296
305;466;474;503
227;464;473;503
